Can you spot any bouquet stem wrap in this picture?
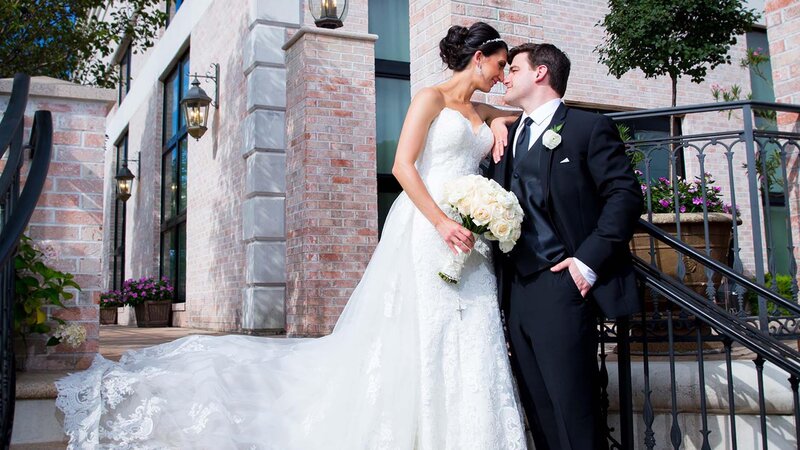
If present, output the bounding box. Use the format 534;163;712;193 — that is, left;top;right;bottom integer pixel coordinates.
438;245;472;284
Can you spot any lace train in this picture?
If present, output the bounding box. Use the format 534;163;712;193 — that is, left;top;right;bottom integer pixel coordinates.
55;108;527;449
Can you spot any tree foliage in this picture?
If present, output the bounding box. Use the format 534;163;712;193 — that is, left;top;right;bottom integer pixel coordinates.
596;0;759;106
0;0;169;88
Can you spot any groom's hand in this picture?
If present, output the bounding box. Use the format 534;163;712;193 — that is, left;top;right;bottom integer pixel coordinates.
550;258;591;298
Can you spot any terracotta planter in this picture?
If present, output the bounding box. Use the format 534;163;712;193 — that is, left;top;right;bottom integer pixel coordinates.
99;307;118;325
631;212;736;300
134;300;172;327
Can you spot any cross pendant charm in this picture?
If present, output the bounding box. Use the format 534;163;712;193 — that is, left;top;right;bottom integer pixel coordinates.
456;300;466;320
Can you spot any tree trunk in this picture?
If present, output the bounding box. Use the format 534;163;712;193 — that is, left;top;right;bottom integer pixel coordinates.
669;74;680;179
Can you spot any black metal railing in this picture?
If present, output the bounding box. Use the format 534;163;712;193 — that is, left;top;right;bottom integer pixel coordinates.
600;101;800;449
0;74;53;449
610;101;800;311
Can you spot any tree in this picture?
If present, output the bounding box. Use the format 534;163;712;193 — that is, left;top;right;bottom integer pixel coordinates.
0;1;169;88
596;0;759;108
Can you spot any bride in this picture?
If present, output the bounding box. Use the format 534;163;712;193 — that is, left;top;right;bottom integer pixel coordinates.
56;22;526;449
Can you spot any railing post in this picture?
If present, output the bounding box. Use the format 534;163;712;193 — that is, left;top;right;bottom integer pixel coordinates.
742;104;769;332
616;316;635;449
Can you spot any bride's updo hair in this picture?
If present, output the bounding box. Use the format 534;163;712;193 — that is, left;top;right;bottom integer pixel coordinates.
439;22;508;71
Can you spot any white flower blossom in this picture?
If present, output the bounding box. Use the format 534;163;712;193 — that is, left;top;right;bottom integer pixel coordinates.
53;323;87;348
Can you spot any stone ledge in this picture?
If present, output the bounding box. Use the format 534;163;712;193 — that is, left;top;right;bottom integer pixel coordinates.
282;26;378;50
0;77;115;104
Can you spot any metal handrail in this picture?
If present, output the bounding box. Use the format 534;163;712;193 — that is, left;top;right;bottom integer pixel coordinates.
636;218;800;316
0;74;53;450
0;75;29;160
0;111;53;267
634;257;800;376
608;99;800;120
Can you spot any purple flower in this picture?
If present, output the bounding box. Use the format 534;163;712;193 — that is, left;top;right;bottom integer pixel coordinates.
659;199;671;208
692;197;703;205
680;206;686;213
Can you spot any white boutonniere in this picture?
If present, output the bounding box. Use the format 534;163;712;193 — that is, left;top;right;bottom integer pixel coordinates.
542;123;564;150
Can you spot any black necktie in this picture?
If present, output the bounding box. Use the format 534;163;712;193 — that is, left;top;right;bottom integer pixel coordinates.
515;117;534;162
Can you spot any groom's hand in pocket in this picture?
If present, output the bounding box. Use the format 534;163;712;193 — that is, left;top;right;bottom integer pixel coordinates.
550;257;591;298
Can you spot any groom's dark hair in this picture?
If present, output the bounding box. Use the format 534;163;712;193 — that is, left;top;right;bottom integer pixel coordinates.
508;43;571;97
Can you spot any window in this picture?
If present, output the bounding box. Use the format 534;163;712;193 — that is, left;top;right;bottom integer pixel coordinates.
369;0;410;232
118;44;131;103
111;134;128;290
594;106;676;181
167;0;184;24
161;52;190;302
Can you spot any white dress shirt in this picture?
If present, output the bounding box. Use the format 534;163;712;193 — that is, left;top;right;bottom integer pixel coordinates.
512;98;597;287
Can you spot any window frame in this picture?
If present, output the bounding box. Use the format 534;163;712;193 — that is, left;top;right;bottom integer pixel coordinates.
118;44;131;104
160;51;191;303
111;133;129;291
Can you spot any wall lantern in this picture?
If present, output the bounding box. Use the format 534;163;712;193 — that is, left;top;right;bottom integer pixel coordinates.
181;63;220;140
115;156;138;202
309;0;348;29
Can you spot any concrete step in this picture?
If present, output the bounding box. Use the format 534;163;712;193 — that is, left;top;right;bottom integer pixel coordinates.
11;371;68;447
10;442;67;449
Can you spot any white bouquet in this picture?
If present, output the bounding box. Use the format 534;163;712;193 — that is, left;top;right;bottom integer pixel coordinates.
438;174;524;284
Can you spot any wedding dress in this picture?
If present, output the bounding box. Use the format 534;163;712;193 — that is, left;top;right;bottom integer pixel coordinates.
55;107;527;449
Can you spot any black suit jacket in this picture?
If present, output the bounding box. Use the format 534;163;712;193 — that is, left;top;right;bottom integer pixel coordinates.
486;104;643;318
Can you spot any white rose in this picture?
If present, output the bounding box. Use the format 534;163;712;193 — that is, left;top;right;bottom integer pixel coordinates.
510;226;521;242
542;129;562;150
496;192;510;208
499;239;515;253
471;205;492;226
490;219;513;241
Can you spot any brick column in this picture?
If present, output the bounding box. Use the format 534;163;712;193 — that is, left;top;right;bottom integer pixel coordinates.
0;77;114;370
282;27;378;337
766;0;800;288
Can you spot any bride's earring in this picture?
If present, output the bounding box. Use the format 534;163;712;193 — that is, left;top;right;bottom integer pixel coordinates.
475;64;483;76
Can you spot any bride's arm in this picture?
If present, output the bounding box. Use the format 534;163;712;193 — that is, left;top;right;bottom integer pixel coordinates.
474;103;519;163
392;88;475;255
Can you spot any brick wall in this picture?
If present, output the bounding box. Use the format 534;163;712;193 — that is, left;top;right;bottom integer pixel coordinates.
0;77;114;370
284;23;378;336
179;0;250;331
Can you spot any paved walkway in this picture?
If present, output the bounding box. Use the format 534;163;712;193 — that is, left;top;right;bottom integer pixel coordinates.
100;325;232;361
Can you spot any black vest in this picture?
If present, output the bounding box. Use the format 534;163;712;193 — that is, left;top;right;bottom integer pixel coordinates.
507;132;566;274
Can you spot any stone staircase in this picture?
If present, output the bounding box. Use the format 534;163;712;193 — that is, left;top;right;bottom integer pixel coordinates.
9;329;796;448
11;371;67;449
605;359;797;449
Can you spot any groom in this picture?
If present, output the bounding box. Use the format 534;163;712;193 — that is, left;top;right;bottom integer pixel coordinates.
487;43;642;450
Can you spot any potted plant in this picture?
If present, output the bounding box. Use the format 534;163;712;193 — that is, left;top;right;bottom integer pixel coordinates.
13;235;86;369
631;171;739;299
99;290;123;325
121;276;174;327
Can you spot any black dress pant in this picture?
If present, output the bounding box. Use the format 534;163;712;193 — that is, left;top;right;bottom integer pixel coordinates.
506;267;606;450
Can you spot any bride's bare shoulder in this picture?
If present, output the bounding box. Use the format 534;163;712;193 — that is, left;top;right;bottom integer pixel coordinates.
412;87;446;110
